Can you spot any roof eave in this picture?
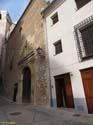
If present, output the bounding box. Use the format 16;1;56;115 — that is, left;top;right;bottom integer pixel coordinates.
41;0;66;18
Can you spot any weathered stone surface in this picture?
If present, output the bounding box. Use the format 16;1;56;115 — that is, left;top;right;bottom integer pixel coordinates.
4;0;49;105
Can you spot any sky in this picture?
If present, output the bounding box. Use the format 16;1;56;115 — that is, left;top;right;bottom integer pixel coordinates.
0;0;30;22
0;0;53;22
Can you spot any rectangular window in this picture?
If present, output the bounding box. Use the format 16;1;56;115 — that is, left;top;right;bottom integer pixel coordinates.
0;13;1;20
54;40;62;55
80;23;93;57
51;12;59;25
75;0;91;9
74;16;93;60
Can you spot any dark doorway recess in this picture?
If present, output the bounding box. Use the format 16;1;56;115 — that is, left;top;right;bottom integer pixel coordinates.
81;68;93;113
22;67;31;103
13;83;18;102
55;73;74;108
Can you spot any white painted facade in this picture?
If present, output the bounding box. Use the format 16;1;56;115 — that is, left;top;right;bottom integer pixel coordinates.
43;0;93;113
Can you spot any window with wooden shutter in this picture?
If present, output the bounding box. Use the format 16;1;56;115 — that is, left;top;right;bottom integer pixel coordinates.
51;12;59;25
54;40;62;55
75;0;91;9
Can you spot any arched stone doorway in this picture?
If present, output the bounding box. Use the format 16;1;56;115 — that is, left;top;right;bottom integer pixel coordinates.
22;67;31;103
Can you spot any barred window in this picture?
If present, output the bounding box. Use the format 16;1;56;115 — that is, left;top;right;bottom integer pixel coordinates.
74;16;93;60
75;0;91;9
80;23;93;57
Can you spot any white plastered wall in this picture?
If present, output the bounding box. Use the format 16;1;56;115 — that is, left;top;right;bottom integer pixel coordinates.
45;0;93;113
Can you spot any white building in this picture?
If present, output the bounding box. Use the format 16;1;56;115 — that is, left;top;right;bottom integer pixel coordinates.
42;0;93;113
0;11;13;88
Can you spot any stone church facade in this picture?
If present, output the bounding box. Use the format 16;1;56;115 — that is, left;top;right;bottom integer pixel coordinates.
4;0;49;105
0;11;14;94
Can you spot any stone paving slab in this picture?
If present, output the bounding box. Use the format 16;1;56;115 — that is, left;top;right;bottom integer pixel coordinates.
0;96;93;125
0;104;92;125
0;111;8;122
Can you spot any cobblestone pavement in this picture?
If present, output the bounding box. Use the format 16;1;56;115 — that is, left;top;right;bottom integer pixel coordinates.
0;96;93;125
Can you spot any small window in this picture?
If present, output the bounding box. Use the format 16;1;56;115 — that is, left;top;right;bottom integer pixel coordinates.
75;0;91;9
19;27;22;32
54;40;62;55
51;12;59;25
0;13;2;20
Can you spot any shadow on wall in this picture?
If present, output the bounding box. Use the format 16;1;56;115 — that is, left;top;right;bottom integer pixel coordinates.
3;20;87;113
4;25;48;103
74;98;87;112
0;74;4;95
52;97;87;113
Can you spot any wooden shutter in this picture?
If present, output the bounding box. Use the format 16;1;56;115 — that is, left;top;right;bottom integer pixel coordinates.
64;74;74;108
75;0;91;9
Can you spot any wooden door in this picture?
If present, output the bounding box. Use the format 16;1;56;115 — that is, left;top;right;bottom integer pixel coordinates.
55;74;74;108
55;79;63;107
81;68;93;113
64;74;74;108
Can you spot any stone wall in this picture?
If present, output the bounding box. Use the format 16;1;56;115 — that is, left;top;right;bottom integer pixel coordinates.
4;0;49;105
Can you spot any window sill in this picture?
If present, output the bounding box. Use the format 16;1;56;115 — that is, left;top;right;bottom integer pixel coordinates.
53;52;62;56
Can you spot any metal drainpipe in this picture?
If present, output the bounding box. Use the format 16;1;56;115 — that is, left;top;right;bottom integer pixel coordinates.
43;18;53;107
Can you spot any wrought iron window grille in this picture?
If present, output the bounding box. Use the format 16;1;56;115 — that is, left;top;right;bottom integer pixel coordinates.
74;15;93;61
